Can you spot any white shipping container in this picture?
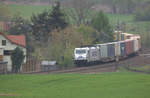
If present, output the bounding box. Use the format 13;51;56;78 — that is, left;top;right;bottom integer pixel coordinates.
99;44;108;58
88;47;100;62
113;42;121;56
133;39;139;52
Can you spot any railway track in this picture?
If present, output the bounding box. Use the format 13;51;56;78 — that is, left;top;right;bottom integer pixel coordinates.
48;62;116;74
26;62;116;74
25;48;150;74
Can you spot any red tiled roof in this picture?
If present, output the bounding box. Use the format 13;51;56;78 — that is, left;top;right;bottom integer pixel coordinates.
0;32;26;47
6;35;26;47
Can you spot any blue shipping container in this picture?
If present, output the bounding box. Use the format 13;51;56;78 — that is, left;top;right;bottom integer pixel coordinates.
120;42;126;56
121;34;124;40
107;43;115;57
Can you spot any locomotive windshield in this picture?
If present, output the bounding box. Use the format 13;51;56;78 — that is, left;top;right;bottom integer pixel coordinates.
76;50;86;54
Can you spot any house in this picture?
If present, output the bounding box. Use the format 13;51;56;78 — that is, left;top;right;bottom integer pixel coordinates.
0;32;26;72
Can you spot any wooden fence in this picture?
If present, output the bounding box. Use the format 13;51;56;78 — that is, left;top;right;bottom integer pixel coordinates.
22;57;41;73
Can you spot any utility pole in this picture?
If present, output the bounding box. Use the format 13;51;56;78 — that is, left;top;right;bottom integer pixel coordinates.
116;20;120;31
122;21;126;32
62;31;66;61
115;20;120;71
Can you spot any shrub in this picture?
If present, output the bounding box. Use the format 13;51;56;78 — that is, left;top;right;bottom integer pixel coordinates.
11;47;25;73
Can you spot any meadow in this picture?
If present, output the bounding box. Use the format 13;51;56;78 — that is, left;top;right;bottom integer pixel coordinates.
0;72;150;98
6;4;51;19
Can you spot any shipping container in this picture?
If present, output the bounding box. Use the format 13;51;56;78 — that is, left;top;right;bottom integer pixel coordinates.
99;44;108;58
125;33;133;40
133;39;139;52
107;43;115;57
121;33;125;40
118;31;122;41
88;47;100;62
113;42;120;56
123;33;127;40
125;39;134;55
135;35;141;50
120;41;126;56
114;32;117;41
138;38;141;49
114;31;122;41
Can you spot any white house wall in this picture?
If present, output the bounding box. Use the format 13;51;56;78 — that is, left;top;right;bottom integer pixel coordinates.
0;35;26;72
0;48;4;55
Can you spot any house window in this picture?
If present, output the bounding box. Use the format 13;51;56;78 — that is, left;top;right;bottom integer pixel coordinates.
4;50;12;55
2;40;6;46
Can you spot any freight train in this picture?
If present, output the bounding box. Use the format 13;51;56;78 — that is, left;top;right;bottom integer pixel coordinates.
74;31;141;65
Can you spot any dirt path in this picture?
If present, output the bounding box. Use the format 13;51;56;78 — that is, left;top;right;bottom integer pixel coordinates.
0;94;20;96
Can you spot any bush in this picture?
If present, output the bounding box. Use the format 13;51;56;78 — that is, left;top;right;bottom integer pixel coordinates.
59;48;74;68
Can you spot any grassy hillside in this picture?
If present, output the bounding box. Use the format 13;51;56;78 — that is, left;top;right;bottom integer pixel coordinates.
108;14;134;24
5;4;51;19
107;14;150;35
0;72;150;98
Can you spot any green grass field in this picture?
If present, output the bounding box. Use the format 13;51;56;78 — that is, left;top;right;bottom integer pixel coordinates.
0;72;150;98
107;13;150;34
5;4;51;19
107;14;134;24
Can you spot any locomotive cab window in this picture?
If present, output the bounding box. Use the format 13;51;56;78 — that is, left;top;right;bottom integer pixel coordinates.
2;40;6;46
76;50;86;54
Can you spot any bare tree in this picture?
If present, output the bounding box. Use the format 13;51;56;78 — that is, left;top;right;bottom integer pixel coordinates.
66;0;95;25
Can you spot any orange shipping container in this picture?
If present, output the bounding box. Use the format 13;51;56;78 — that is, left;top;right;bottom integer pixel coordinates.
125;40;134;55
